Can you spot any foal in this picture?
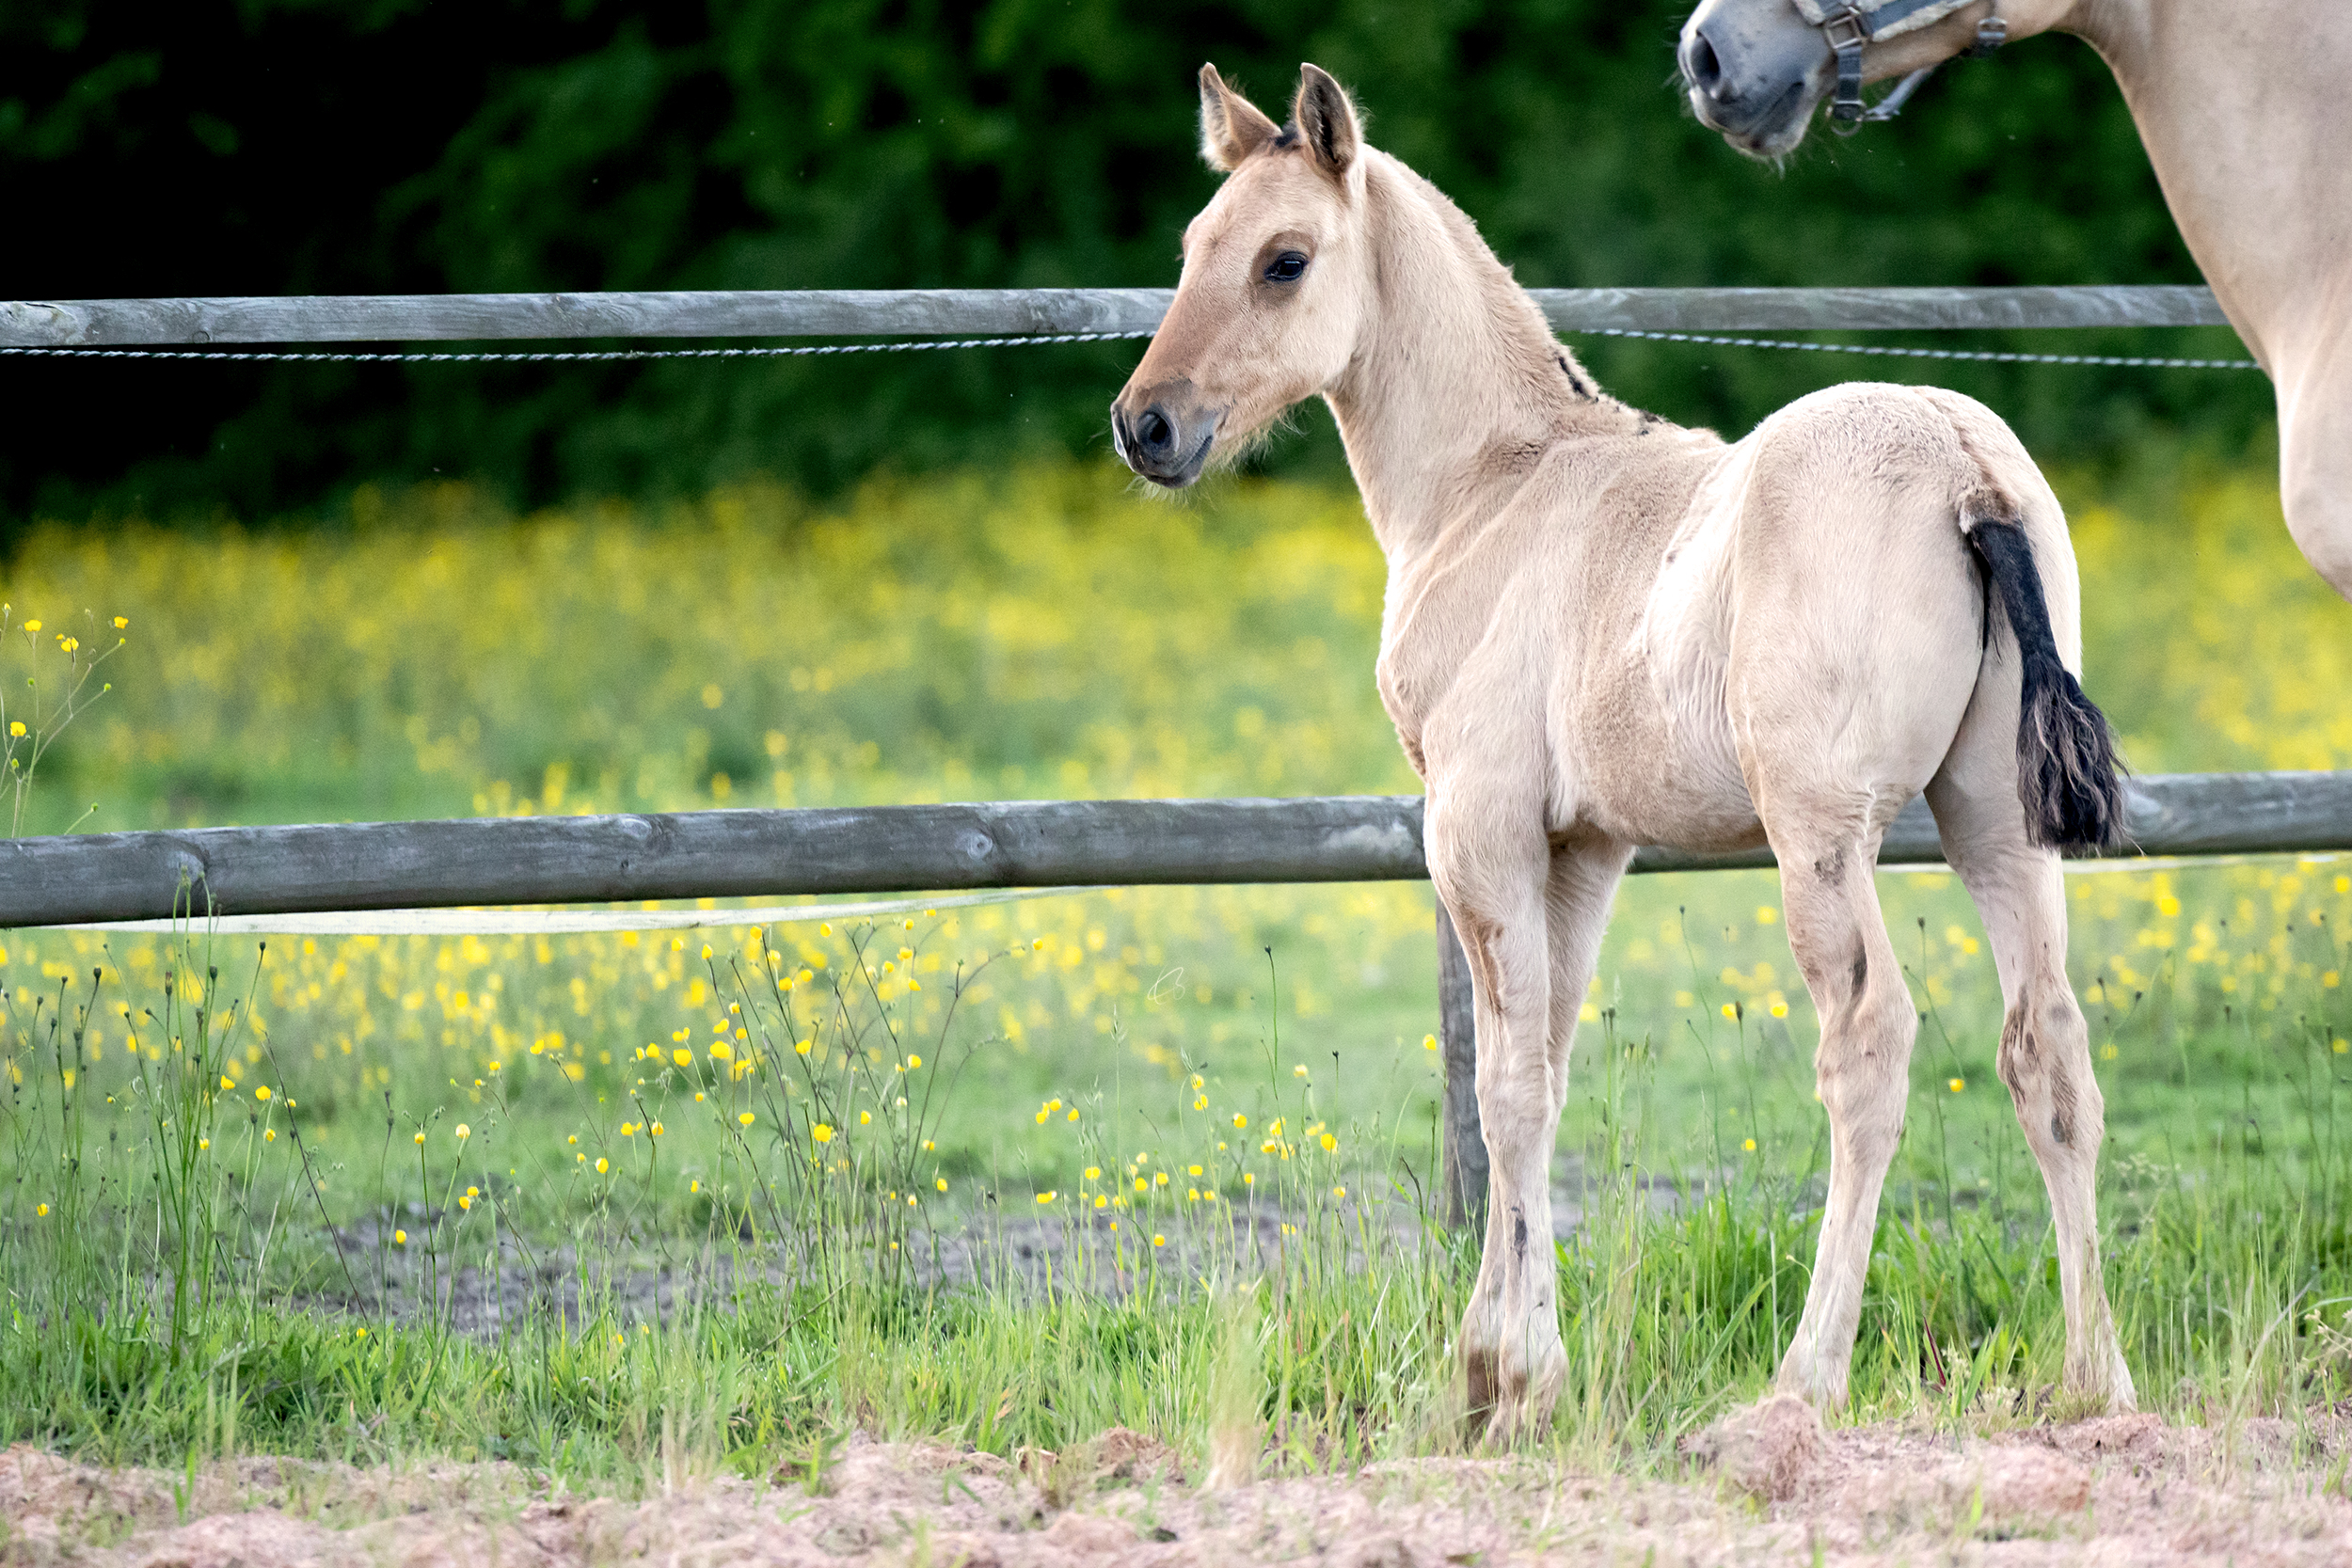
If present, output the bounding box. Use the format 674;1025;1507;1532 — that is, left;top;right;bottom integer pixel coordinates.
1113;63;2137;1439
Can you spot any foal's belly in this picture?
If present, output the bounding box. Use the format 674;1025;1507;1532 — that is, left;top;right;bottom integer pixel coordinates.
1555;636;1766;854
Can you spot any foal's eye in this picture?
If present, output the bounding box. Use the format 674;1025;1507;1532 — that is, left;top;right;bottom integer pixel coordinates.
1263;251;1309;283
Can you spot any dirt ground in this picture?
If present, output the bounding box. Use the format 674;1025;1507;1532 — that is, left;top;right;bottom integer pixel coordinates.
7;1401;2352;1566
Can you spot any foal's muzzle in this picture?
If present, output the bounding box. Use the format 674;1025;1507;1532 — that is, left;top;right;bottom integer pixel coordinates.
1110;393;1218;488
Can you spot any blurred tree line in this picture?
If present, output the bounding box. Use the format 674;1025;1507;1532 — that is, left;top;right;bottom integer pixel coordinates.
0;0;2268;528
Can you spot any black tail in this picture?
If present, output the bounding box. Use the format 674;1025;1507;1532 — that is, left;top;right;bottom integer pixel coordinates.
1966;517;2128;853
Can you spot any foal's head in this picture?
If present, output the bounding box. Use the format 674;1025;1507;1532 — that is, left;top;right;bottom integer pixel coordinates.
1111;65;1373;488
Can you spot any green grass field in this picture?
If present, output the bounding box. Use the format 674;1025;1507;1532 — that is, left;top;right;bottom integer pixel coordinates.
7;442;2352;1488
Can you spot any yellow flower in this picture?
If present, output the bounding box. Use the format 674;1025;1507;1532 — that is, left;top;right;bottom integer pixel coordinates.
254;1085;271;1101
1188;1164;1203;1177
673;1048;691;1067
20;620;36;633
1036;1190;1057;1204
6;721;21;738
113;616;127;628
744;1111;761;1127
907;1053;922;1069
1094;1195;1109;1210
36;1203;48;1217
596;1157;610;1174
649;1120;664;1136
414;1132;425;1145
711;1041;734;1060
1422;1034;1437;1052
1293;1064;1308;1079
1320;1132;1337;1152
859;1109;872;1125
394;1228;407;1244
1152;1233;1166;1247
459;1194;472;1211
264;1129;276;1142
1721;1003;1739;1021
1085;1165;1102;1180
220;1075;235;1090
454;1124;470;1140
1742;1138;1756;1152
1232;1113;1248;1130
1332;1184;1347;1199
1947;1077;1965;1094
810;1122;832;1142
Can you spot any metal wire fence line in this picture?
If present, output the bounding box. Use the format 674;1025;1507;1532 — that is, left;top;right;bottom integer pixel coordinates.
0;325;2259;371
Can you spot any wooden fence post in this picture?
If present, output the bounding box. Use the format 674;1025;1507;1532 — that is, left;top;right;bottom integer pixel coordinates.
1436;901;1487;1227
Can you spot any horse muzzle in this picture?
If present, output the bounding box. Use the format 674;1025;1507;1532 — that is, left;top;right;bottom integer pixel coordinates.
1110;390;1220;489
1677;11;1822;155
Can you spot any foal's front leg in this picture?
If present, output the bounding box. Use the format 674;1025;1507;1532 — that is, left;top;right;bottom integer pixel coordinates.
1428;790;1582;1441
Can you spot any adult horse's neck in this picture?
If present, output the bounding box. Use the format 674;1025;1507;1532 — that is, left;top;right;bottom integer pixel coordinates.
2062;1;2345;384
1323;153;1608;568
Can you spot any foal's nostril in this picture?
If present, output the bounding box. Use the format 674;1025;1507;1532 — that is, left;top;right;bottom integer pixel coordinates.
1137;408;1174;453
1681;30;1723;95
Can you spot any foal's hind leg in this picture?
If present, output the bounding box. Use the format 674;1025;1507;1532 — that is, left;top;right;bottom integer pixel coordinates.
1927;746;2137;1409
1759;800;1920;1409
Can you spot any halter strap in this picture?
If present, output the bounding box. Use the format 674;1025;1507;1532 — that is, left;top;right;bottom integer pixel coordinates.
1806;0;2004;130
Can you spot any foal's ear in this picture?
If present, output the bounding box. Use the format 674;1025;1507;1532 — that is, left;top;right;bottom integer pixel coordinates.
1199;64;1279;171
1292;64;1360;182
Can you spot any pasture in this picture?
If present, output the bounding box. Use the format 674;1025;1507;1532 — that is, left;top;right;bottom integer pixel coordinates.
8;446;2352;1559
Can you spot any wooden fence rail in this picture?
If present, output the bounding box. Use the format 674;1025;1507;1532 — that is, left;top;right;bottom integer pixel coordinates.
0;285;2231;348
6;772;2344;929
8;769;2348;1223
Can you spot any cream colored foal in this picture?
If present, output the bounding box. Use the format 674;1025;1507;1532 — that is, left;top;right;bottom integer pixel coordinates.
1113;63;2134;1440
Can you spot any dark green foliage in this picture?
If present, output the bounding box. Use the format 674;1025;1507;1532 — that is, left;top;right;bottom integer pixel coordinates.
1;0;2267;526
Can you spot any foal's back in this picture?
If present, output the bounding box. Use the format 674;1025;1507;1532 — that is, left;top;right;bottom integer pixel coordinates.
1529;379;2052;859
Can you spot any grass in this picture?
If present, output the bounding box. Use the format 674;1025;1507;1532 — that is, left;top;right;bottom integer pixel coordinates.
6;440;2352;1489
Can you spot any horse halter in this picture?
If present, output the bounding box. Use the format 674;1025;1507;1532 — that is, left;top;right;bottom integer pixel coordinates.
1793;0;2007;132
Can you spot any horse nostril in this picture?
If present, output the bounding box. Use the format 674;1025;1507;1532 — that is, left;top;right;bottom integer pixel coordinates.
1681;30;1723;94
1137;408;1174;452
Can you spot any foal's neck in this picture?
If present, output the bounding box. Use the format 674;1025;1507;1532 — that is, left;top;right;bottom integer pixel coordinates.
1324;154;1626;567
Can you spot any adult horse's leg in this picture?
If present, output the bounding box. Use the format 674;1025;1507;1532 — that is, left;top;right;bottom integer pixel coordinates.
1925;673;2137;1410
1427;785;1567;1441
1759;802;1918;1409
2279;332;2352;602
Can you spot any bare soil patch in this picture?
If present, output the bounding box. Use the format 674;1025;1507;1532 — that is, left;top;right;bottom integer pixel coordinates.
7;1405;2350;1566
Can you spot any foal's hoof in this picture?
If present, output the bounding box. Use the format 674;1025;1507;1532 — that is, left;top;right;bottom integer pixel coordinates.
1459;1344;1564;1448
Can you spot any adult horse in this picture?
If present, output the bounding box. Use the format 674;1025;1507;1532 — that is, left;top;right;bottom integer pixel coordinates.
1113;62;2135;1438
1677;0;2352;601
